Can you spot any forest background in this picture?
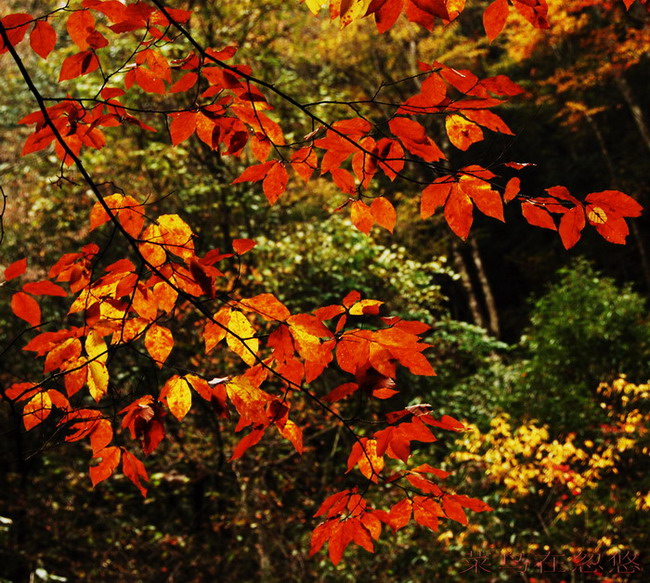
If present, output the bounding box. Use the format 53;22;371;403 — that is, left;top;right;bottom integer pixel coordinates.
0;0;649;581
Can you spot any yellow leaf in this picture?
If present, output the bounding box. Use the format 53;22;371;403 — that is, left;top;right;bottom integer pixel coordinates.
145;324;174;367
304;0;322;15
203;307;231;353
227;311;259;365
86;330;108;364
340;0;372;27
160;375;192;421
157;214;195;260
87;360;109;402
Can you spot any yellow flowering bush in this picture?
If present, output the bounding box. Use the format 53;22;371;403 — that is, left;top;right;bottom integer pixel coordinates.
439;378;649;579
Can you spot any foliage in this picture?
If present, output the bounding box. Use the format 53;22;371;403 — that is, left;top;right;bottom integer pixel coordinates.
516;259;650;431
0;0;647;577
449;377;650;581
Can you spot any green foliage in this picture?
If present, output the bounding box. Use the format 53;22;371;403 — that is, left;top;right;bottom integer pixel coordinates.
515;258;650;431
255;211;453;320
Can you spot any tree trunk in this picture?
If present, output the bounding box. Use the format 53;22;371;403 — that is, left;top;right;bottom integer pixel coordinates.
469;237;501;337
614;71;650;153
450;240;488;330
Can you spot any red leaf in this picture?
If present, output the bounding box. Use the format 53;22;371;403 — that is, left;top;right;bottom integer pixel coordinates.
521;200;557;230
231;426;265;460
67;10;95;50
421;181;451;219
374;0;404;33
442;496;468;524
263;162;288;204
170;72;198;93
170;111;197;145
233;161;274;184
0;14;32;51
387;498;412;532
89;446;121;486
22;280;67;297
558;205;586;249
483;0;509;42
59;50;100;81
30;20;57;59
504;177;520;203
444;185;473;239
232;238;256;255
122;449;149;497
389;117;445;162
11;292;41;327
585;190;643;218
4;257;27;281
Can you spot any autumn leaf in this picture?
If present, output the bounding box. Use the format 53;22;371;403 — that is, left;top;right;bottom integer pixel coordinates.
159;375;192;421
121;449;149;497
30;20;57;59
89;446;121;486
483;0;509;42
4;257;27;281
145;324;174;367
23;391;53;430
370;197;397;232
226;311;259;365
11;292;41;327
232;238;256;255
445;115;484;151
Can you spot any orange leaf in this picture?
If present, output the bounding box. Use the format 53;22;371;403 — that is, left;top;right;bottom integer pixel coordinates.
483;0;509;42
66;10;95;50
157;214;195;260
89;446;121;486
370;197;396;233
145;324;174;367
23;391;52;430
277;419;304;454
11;292;41;327
350;200;374;234
240;293;291;321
